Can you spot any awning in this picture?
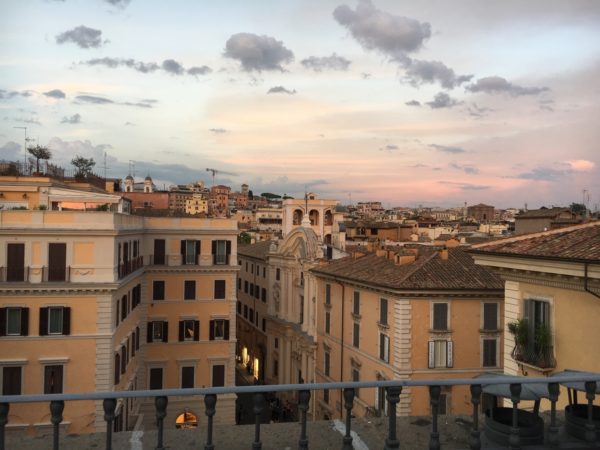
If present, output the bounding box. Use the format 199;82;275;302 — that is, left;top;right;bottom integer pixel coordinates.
473;372;549;400
551;369;600;394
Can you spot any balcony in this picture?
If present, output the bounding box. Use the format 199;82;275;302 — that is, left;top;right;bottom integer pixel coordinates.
117;256;144;279
1;374;599;449
0;266;30;282
42;266;71;283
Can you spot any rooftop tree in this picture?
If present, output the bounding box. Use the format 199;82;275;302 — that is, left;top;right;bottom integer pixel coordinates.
27;145;52;174
71;155;96;178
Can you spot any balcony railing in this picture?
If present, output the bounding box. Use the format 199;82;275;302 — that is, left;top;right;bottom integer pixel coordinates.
1;374;598;450
42;266;71;282
117;256;144;279
0;266;30;282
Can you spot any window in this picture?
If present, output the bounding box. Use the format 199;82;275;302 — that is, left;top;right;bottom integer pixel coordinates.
482;338;497;367
432;303;448;331
2;366;22;395
184;280;196;300
212;365;225;387
42;364;63;394
181;239;200;265
379;298;388;325
147;321;168;343
237;301;242;314
261;288;266;302
276;268;280;281
135;326;140;350
214;280;226;299
181;366;194;389
238;278;241;291
114;353;120;385
121;295;127;321
325;284;331;305
324;351;330;377
263;267;266;278
249;283;254;296
273;359;278;377
243;305;248;318
353;322;360;348
244;280;248;293
120;345;126;374
153;281;165;301
6;243;25;282
131;331;136;357
274;338;279;349
47;243;67;282
149;368;163;390
39;307;70;336
325;311;331;334
0;307;28;336
353;291;360;315
249;308;254;322
380;333;390;363
153;239;166;265
428;340;453;368
212;240;230;265
209;319;229;340
262;318;266;332
483;303;498;330
524;299;551;351
179;320;199;342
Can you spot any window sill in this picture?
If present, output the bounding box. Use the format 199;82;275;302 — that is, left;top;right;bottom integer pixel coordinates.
479;328;501;334
515;359;555;374
429;328;452;334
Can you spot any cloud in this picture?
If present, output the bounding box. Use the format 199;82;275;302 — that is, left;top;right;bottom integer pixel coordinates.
301;53;351;72
224;33;294;72
466;102;493;118
209;128;228;134
566;159;595;171
0;89;33;100
514;167;567;181
430;144;465;154
405;99;421;106
466;76;549;96
104;0;131;7
361;72;371;79
60;113;81;124
438;181;490;190
162;59;184;75
43;89;66;99
404;59;472;89
450;162;479;174
426;92;459;109
56;25;103;49
75;94;155;108
124;122;135;126
267;86;296;95
379;144;398;152
187;66;212;76
12;117;41;125
0;141;21;160
333;0;431;59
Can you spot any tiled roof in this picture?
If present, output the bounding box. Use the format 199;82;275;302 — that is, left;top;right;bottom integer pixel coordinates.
238;240;273;260
469;222;600;261
516;207;571;219
311;247;502;290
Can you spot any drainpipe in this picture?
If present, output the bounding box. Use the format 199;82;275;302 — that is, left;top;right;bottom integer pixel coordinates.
584;262;600;300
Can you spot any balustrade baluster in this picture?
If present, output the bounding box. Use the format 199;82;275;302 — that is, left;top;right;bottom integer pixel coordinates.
103;398;116;450
0;403;9;450
429;385;441;450
384;386;401;450
298;390;311;450
547;382;560;448
469;384;482;450
342;388;355;450
509;383;522;450
50;400;64;450
204;394;217;450
155;396;168;450
252;393;265;450
584;381;597;446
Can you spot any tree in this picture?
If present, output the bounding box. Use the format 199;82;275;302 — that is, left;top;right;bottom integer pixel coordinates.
238;232;251;244
27;145;52;174
260;192;282;200
570;202;587;216
71;155;95;178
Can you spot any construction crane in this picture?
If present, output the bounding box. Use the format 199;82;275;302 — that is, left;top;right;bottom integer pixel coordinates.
206;168;238;186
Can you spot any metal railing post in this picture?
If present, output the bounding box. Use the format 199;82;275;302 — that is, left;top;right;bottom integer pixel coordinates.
103;398;116;450
509;383;521;450
584;381;597;446
429;385;441;450
0;403;9;450
155;396;168;450
204;394;217;450
547;382;559;448
298;390;311;450
342;388;355;450
50;400;64;450
384;386;401;450
469;384;482;450
252;393;265;450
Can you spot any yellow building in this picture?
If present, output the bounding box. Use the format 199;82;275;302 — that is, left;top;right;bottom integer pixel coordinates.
470;222;600;408
185;194;208;216
0;210;238;435
311;246;504;419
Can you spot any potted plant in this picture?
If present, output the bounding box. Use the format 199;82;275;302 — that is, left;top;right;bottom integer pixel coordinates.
534;323;554;368
507;318;528;362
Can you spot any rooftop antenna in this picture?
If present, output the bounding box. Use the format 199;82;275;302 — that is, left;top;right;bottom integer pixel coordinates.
13;126;28;167
128;160;135;177
102;152;108;179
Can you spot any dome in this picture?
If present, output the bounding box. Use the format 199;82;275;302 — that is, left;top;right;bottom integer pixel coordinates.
125;175;133;181
144;175;152;182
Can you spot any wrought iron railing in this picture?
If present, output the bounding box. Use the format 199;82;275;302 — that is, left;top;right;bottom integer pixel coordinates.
117;256;144;279
42;266;71;282
0;266;30;282
0;374;598;450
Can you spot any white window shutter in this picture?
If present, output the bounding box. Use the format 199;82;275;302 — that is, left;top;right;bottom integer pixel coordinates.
447;341;453;368
428;341;435;368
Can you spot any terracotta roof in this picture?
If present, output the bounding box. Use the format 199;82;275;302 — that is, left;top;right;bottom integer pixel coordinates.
469;222;600;261
516;207;571;219
311;247;502;291
238;240;273;260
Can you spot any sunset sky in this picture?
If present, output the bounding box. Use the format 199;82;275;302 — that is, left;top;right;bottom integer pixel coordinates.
1;0;599;208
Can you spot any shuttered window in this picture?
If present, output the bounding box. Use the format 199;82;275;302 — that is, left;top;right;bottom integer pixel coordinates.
212;365;225;387
179;320;199;342
428;340;453;368
181;366;194;389
152;281;165;301
214;280;226;299
379;298;388;325
432;303;448;330
184;280;196;300
6;243;25;282
39;307;70;336
0;307;28;336
149;368;163;390
483;339;497;367
379;333;390;362
483;303;498;330
44;365;63;394
2;366;22;395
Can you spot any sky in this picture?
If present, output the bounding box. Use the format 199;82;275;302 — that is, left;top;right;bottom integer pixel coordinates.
1;0;599;209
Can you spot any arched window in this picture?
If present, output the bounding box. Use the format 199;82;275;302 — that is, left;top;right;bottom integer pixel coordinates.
309;210;319;226
293;209;303;225
324;210;333;226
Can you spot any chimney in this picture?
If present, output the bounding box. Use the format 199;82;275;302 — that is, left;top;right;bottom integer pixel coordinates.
375;249;387;258
395;254;416;266
439;247;448;260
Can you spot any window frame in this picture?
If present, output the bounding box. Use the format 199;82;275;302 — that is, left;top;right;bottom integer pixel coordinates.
482;337;498;368
152;280;165;301
2;366;22;395
431;302;449;331
214;280;226;299
184;280;196;301
379;333;390;363
482;302;499;331
379;298;388;326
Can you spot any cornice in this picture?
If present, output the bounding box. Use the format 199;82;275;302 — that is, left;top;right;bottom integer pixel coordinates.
494;267;600;294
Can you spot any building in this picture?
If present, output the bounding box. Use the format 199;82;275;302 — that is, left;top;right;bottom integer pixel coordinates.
0;209;239;434
514;207;578;235
255;207;283;234
185;194;208;216
467;204;495;223
282;193;338;243
209;185;231;216
310;246;504;419
469;222;600;408
343;221;417;243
